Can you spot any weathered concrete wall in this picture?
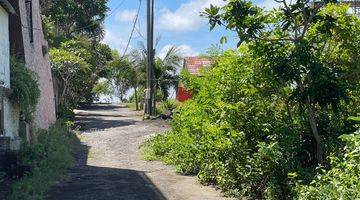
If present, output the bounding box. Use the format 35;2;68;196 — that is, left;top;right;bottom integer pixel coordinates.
3;98;20;150
17;0;56;129
0;5;9;87
0;5;20;150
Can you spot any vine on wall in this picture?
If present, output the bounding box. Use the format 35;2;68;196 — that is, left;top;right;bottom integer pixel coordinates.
10;57;40;121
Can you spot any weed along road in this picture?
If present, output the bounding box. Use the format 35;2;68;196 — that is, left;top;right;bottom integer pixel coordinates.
46;104;232;200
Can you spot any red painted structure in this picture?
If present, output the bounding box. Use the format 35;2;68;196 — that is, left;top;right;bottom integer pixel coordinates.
176;57;213;102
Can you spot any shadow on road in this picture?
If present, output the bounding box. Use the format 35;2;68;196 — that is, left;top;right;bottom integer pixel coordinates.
76;113;127;118
79;104;125;111
76;117;137;131
47;138;166;200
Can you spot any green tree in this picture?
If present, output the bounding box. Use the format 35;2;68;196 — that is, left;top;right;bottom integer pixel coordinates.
130;44;183;101
204;1;360;163
110;51;143;109
154;46;182;100
50;48;90;109
143;2;360;199
54;38;113;104
40;0;108;46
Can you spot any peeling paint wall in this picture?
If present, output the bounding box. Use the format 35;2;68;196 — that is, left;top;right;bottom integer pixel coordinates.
0;5;20;150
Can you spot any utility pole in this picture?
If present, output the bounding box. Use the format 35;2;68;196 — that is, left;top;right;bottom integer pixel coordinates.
145;0;154;116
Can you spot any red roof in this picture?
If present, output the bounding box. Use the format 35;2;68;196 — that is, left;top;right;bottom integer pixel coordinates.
176;57;213;102
184;57;213;76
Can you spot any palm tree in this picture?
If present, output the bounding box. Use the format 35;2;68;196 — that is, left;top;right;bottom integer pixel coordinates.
110;51;142;109
130;43;183;101
111;43;183;110
154;46;182;100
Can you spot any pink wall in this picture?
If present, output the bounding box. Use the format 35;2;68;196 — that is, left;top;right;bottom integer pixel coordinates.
18;0;56;129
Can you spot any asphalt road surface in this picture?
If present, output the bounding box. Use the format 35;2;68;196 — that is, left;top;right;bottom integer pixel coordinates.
47;104;233;200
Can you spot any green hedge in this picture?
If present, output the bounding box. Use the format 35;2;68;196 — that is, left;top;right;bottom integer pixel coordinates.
143;50;360;199
296;132;360;199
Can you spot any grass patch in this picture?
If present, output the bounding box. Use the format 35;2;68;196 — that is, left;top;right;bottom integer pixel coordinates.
9;122;79;200
141;137;160;161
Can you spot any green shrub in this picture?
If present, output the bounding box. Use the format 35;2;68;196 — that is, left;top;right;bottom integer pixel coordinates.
156;99;179;116
10;57;40;121
57;105;75;120
9;122;78;200
296;131;360;199
143;48;359;199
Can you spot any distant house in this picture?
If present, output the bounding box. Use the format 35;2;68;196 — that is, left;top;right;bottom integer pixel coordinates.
176;57;213;102
0;0;56;161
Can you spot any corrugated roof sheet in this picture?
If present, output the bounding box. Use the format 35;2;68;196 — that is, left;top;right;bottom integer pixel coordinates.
184;57;213;76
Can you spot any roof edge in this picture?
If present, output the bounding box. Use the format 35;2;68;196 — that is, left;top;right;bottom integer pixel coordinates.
0;0;15;14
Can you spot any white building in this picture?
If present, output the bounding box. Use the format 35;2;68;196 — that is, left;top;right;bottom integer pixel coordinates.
0;0;21;152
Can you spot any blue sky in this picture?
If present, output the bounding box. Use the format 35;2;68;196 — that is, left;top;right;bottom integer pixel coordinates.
103;0;276;58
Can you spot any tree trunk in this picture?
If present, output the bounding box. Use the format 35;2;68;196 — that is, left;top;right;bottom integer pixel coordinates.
306;100;323;164
134;86;139;110
60;81;68;107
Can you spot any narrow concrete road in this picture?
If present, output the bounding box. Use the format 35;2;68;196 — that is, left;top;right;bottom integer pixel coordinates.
47;104;232;200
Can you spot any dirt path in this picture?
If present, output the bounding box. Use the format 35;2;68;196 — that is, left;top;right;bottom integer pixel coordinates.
47;104;232;200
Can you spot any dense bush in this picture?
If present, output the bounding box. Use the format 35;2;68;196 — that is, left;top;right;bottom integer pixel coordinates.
143;1;360;199
9;122;78;200
10;57;40;121
296;131;360;199
144;45;360;199
156;99;179;116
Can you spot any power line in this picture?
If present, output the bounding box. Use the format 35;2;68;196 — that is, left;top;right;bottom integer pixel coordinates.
135;17;146;40
122;0;142;58
107;0;127;17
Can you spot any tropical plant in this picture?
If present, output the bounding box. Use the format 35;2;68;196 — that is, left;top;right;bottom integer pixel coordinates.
154;46;182;100
129;43;182;101
59;38;113;103
296;131;360;199
144;2;360;198
110;51;143;109
110;43;182;109
10;57;40;121
204;0;360;163
50;48;90;109
40;0;109;46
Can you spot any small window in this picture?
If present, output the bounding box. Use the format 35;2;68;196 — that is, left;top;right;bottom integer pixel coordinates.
25;0;33;43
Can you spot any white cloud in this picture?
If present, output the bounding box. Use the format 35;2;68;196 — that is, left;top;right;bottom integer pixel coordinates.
257;0;297;10
116;9;138;22
158;44;198;59
257;0;279;10
102;29;131;54
158;0;226;32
